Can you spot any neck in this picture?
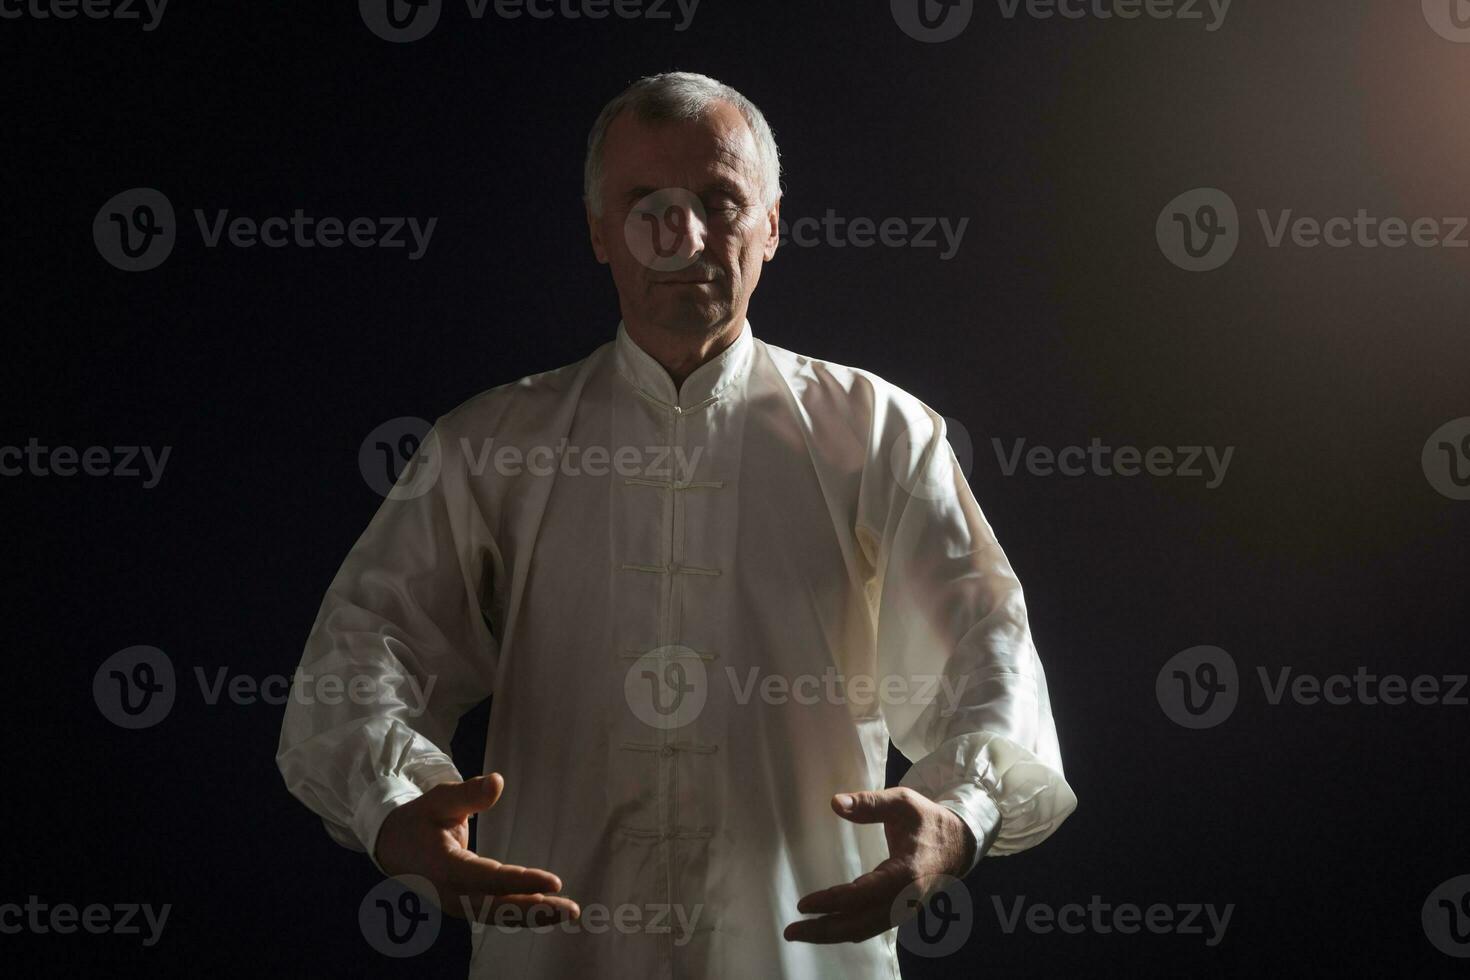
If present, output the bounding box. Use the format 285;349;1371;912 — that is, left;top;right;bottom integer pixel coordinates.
623;316;745;390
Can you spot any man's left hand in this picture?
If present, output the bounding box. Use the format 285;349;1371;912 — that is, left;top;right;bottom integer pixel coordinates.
783;787;977;944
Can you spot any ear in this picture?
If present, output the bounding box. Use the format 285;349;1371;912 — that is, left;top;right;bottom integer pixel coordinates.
587;201;610;264
762;196;781;262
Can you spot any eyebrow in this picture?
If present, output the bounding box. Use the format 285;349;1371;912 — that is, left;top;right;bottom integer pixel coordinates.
622;178;751;204
701;178;748;200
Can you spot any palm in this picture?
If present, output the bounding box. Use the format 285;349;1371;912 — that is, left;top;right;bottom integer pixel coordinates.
783;787;976;945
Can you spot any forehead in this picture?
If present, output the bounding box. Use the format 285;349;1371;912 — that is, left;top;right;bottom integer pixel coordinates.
600;100;762;193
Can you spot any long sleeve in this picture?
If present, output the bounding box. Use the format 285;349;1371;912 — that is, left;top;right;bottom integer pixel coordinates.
864;400;1077;875
275;420;499;867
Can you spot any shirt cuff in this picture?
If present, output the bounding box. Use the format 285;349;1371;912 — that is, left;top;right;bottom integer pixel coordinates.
935;787;1002;878
353;767;463;874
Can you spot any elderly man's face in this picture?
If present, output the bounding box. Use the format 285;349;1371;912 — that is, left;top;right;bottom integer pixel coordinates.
588;100;780;338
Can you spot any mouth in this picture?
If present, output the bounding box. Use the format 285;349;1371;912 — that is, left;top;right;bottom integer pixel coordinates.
652;271;719;285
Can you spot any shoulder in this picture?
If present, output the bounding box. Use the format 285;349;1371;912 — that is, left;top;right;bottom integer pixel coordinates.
434;341;612;438
758;338;941;440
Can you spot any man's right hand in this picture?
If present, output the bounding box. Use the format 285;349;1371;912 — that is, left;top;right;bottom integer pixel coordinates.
374;772;579;927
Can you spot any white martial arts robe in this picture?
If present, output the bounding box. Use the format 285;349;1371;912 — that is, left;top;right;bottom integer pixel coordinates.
277;319;1077;978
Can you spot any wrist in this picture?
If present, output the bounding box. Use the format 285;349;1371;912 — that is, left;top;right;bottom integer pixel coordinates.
937;793;1000;878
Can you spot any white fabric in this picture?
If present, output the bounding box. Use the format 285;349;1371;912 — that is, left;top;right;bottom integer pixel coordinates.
277;320;1077;978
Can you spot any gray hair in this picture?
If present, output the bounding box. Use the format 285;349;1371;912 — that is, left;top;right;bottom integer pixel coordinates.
583;71;782;217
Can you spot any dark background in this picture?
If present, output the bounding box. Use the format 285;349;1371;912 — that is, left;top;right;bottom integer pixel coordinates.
4;0;1468;976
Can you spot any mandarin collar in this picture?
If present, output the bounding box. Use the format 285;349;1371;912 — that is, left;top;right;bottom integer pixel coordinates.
614;319;755;410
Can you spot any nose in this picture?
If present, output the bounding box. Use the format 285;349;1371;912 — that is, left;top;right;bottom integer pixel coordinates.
627;190;713;272
669;204;708;263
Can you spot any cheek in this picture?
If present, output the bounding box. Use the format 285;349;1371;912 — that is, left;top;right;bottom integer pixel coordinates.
739;227;771;271
718;221;763;266
613;255;651;290
599;216;627;260
601;223;643;275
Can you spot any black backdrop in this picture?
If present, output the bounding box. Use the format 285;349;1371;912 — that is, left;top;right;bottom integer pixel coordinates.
5;1;1469;976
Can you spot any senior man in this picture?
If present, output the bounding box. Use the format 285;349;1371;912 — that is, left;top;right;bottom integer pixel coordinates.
277;71;1076;978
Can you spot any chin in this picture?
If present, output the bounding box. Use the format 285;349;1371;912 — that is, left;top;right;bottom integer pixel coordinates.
655;299;732;334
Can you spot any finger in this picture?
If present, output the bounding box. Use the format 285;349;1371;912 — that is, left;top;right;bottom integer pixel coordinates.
797;860;909;915
831;788;908;825
783;904;894;945
430;773;506;821
446;891;581;926
445;851;564;896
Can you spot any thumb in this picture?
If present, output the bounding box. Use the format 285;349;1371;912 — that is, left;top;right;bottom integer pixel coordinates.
831;788;903;824
434;772;505;820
